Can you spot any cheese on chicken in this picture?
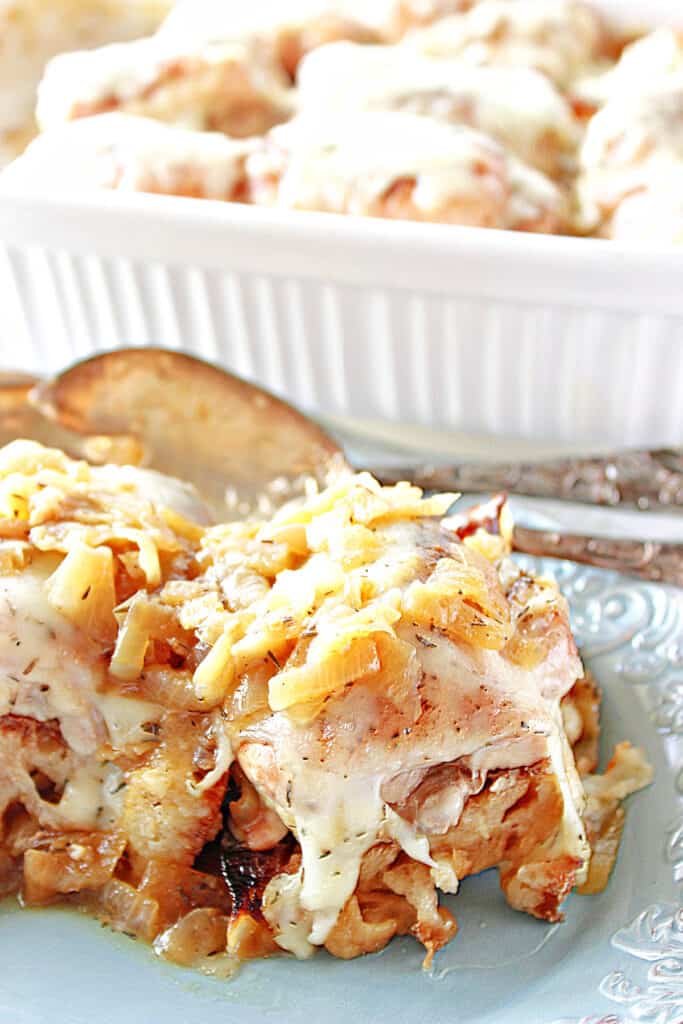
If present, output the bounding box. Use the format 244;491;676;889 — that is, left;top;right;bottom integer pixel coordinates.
406;0;605;90
248;111;565;230
3;113;254;200
164;473;648;961
37;30;293;138
0;446;652;971
296;41;580;177
0;441;229;920
578;74;683;236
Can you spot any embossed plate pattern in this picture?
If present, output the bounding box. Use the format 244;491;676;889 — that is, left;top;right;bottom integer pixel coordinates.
0;549;681;1024
518;559;683;1024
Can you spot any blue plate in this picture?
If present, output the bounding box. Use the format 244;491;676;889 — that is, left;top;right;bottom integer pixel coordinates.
1;553;681;1024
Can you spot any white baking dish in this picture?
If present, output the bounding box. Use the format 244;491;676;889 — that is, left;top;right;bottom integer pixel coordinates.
0;0;682;448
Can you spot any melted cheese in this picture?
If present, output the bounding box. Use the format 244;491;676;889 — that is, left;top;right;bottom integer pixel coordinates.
545;705;588;880
36;28;291;134
579;74;683;222
242;614;588;952
506;155;563;226
260;112;496;212
0;459;211;835
261;789;437;956
0;553;107;755
38;37;179;125
262;870;316;958
608;178;683;244
56;759;126;830
582;75;683;170
407;0;603;89
0;566;166;836
95;691;164;747
257;111;561;225
577;29;683;108
5;113;253;198
0;551;165;746
296;42;579;172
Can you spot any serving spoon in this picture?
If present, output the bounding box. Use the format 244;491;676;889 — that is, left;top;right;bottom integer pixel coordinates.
8;348;682;586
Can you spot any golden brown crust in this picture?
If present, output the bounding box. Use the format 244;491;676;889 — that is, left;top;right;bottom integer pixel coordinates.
579;742;653;896
325;843;457;965
319;757;581;959
562;672;601;776
118;713;227;866
429;760;582;922
501;853;584;922
325;894;402;960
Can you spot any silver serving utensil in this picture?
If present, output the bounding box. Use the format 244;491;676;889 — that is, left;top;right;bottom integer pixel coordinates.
374;450;683;514
27;350;344;518
18;350;683;586
511;526;683;586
